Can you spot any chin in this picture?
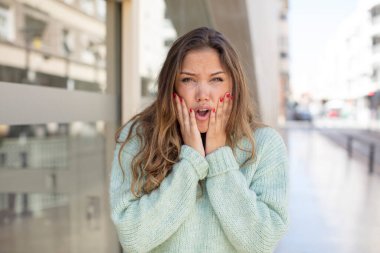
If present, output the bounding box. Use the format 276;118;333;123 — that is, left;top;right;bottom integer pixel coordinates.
197;124;208;133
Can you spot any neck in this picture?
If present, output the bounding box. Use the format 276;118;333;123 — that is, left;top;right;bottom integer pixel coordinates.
201;132;206;149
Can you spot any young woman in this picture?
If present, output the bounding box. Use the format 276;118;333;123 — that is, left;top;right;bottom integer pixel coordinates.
109;27;288;253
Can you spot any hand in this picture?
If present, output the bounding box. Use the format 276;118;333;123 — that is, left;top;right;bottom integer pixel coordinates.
206;92;233;155
174;93;205;157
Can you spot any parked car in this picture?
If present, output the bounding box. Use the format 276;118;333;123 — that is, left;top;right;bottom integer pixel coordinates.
294;106;313;121
287;101;313;122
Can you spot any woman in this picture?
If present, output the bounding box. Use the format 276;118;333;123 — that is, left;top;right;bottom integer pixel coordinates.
109;27;288;253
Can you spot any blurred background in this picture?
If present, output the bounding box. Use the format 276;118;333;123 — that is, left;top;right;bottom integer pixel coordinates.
0;0;379;252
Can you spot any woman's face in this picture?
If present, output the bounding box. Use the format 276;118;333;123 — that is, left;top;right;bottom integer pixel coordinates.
175;48;233;133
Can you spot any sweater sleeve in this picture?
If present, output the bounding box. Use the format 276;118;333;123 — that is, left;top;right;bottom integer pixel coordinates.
205;128;289;253
109;124;209;253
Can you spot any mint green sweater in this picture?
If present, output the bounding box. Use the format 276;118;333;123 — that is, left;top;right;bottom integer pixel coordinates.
109;123;289;253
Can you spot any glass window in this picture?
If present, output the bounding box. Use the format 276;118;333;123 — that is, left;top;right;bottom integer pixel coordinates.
139;0;177;98
96;0;106;21
0;121;109;252
0;192;71;252
0;0;107;93
79;0;96;16
0;0;119;252
63;0;75;5
371;5;380;18
0;4;14;41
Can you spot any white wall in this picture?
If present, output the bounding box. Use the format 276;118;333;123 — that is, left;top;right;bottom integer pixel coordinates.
246;0;281;127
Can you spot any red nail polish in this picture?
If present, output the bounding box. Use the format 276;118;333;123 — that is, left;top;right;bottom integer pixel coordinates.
212;108;216;113
189;108;193;113
180;97;183;102
173;93;176;98
220;97;224;102
226;92;231;98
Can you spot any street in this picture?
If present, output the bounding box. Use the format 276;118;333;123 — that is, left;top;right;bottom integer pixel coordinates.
276;125;380;253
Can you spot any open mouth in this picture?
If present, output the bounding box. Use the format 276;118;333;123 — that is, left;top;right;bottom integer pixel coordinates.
195;109;210;121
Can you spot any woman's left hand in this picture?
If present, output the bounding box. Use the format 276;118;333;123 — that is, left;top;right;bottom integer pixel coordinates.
206;92;233;155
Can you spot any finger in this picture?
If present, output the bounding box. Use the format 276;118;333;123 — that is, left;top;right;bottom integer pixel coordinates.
209;107;216;131
180;97;190;130
174;93;184;126
221;92;229;119
224;92;233;124
216;96;224;129
189;108;198;130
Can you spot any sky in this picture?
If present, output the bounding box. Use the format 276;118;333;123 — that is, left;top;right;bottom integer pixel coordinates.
289;0;359;99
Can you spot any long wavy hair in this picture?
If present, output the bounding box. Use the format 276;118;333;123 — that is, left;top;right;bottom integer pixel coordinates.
116;27;265;197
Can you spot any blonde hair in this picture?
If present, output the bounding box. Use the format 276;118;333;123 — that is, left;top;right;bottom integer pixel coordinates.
116;27;265;197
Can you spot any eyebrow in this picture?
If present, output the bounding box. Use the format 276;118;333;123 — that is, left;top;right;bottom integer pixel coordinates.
179;71;225;76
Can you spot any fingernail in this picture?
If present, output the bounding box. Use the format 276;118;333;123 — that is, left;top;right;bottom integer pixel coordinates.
220;97;224;102
173;93;176;98
212;108;216;113
226;92;231;98
189;108;193;113
180;97;183;102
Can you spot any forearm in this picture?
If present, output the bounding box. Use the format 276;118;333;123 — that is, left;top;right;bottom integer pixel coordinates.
205;146;288;253
110;145;208;252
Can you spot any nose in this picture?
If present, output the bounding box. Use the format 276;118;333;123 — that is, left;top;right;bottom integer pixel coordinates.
195;84;210;102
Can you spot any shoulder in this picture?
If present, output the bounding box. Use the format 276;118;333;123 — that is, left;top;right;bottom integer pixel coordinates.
254;127;285;147
253;127;288;163
116;120;143;155
234;127;286;165
237;127;285;151
117;120;140;142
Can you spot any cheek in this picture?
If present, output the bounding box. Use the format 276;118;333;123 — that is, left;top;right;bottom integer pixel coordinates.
175;85;186;98
213;85;231;100
177;89;194;105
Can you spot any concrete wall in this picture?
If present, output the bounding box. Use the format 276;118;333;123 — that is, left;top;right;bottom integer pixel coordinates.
246;0;281;127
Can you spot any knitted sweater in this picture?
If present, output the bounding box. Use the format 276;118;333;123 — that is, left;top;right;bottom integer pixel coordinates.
109;122;289;253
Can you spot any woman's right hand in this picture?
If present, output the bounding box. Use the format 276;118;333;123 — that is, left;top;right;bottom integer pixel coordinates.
174;93;205;157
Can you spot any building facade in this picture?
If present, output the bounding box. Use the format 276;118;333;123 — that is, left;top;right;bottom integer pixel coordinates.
0;0;288;252
314;0;380;123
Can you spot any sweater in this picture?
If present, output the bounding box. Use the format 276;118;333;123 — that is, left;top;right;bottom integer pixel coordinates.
109;122;289;253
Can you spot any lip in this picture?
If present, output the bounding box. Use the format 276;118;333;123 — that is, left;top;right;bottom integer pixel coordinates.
194;106;212;121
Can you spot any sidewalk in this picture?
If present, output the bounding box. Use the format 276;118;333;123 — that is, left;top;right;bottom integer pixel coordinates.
275;128;380;253
313;118;380;132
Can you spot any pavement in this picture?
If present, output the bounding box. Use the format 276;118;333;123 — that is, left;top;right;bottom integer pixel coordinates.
275;125;380;253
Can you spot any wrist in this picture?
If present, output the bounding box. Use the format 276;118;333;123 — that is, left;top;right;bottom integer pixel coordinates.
206;143;224;155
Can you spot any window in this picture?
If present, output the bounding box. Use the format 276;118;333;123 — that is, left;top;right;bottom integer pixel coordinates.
80;0;95;16
63;0;75;5
372;35;380;46
280;51;288;59
372;35;380;54
24;15;47;48
279;12;287;21
371;4;380;19
0;4;13;41
62;29;74;56
372;66;380;81
96;0;106;21
139;0;177;98
0;1;118;250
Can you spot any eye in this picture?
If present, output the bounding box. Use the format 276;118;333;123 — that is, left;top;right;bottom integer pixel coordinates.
181;77;194;83
211;77;224;82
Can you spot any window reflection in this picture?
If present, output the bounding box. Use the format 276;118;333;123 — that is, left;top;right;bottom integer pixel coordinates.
0;122;104;170
140;0;177;97
0;192;70;253
0;121;107;252
0;0;107;93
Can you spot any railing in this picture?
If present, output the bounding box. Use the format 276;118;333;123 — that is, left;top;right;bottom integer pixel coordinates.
346;135;376;173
